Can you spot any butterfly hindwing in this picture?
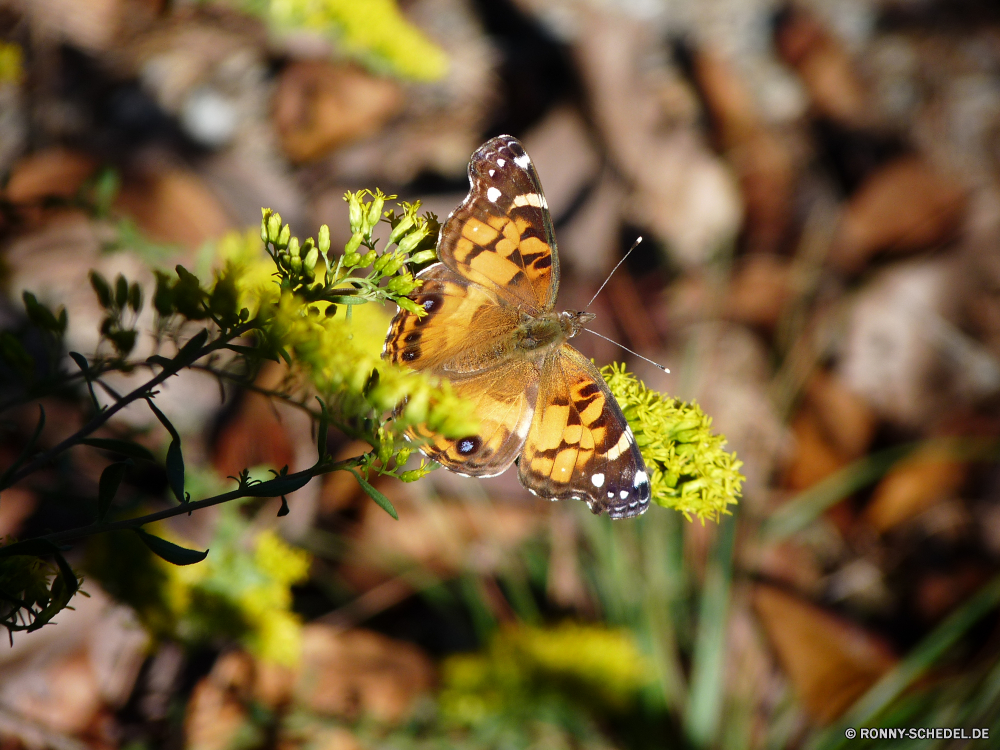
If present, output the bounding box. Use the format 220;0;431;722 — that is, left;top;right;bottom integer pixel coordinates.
437;135;559;313
408;362;538;477
518;345;651;519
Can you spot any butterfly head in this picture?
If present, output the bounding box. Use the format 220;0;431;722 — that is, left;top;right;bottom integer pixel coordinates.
559;310;596;339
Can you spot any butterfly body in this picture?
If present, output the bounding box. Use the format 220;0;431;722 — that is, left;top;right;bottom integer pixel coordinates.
383;136;650;519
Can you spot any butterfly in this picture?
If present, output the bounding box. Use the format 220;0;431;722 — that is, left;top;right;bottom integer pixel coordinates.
383;135;650;518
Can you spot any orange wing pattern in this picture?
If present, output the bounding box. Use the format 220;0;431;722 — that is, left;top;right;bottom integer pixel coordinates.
518;346;650;518
437;136;559;313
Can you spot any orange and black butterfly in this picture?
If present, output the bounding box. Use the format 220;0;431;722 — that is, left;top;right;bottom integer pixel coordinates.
383;135;650;518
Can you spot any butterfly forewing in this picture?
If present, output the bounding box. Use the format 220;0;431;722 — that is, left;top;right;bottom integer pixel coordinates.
518;346;651;519
437;136;560;313
384;264;521;376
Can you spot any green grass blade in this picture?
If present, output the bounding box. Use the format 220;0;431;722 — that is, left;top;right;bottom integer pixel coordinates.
685;512;737;747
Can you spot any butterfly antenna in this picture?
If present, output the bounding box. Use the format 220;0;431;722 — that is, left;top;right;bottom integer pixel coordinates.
583;328;670;373
585;236;643;311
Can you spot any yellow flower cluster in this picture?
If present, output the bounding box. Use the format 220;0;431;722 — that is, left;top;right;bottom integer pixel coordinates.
253;0;448;81
601;364;743;521
161;518;312;665
439;622;654;725
0;42;22;85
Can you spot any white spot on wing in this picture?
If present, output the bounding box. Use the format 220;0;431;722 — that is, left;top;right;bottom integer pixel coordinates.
488;169;495;177
487;186;502;203
634;470;648;487
607;491;614;498
514;154;530;168
513;193;544;208
606;431;632;461
591;473;605;488
619;490;629;500
496;158;505;167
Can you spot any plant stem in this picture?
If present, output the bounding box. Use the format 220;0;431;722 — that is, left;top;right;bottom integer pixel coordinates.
1;321;256;490
7;454;364;550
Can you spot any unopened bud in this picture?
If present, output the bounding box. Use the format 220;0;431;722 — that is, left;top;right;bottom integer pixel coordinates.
277;224;290;248
318;224;330;254
387;214;414;246
288;236;300;257
408;248;437;265
304;246;319;270
396;226;429;255
346;193;363;232
344;232;363;255
267;213;281;243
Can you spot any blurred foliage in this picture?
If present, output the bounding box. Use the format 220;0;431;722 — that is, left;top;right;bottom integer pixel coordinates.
602;363;743;520
439;622;654;725
0;41;22;85
238;0;449;81
87;501;310;664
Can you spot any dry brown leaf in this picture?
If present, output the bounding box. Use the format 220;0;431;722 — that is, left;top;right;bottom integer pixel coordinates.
294;626;434;724
754;585;896;723
115;167;232;249
688;47;796;255
184;652;256;750
784;408;850;493
725;254;794;328
274;62;403;163
3;148;97;204
864;446;966;533
774;6;868;125
804;371;877;460
831;156;966;272
4;649;105;736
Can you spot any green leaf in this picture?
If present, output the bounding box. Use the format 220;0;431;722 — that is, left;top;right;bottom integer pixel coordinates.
145;354;173;369
68;351;89;374
165;439;185;503
97;461;128;522
114;275;128;308
316;398;329;461
174;328;209;364
243;473;311;497
145;398;185;503
348;468;398;520
90;271;112;308
133;529;208;566
80;438;154;461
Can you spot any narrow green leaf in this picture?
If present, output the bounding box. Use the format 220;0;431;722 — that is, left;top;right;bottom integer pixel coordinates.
145;354;173;369
114;275;128;308
348;468;398;520
243;473;311;497
134;528;208;565
316;398;329;461
165;439;185;503
68;351;89;374
174;328;209;364
97;461;128;522
90;271;112;308
760;443;915;541
145;398;185;503
80;438;154;461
